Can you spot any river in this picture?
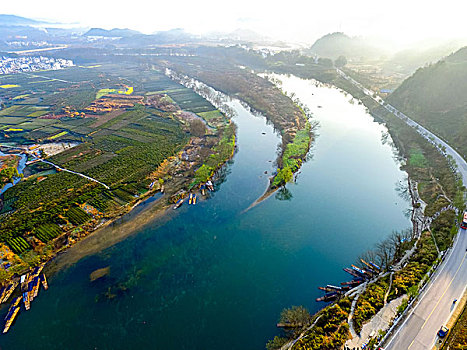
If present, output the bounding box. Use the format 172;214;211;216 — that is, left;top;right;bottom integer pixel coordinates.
0;150;27;196
0;76;411;349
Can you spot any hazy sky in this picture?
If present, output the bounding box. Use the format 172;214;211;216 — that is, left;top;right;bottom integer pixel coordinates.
3;0;467;45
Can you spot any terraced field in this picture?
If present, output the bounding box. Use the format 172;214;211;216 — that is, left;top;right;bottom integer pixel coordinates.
0;64;225;276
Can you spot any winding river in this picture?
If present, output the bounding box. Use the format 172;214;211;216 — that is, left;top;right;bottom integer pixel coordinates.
0;150;27;196
1;76;411;349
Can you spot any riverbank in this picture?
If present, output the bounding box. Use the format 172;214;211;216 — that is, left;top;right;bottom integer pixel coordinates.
265;73;462;350
0;68;414;350
163;59;314;189
0;86;239;288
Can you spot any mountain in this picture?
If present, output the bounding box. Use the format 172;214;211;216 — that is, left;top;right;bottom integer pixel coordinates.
118;28;195;47
387;46;467;157
306;32;387;61
383;39;467;75
0;14;41;26
84;27;141;37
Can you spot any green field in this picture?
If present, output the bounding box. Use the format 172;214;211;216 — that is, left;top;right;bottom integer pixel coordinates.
0;63;217;258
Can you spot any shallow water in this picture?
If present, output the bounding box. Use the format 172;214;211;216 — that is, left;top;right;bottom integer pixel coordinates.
1;78;411;350
0;150;27;195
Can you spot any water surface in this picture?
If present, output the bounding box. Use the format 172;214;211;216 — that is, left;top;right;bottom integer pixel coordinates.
1;78;411;350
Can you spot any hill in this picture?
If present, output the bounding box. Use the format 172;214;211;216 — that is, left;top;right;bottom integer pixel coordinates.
387;46;467;159
118;29;195;47
84;27;141;37
383;39;467;75
0;14;40;26
306;32;387;61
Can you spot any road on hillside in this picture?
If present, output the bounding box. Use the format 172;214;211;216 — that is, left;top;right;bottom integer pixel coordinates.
336;68;467;350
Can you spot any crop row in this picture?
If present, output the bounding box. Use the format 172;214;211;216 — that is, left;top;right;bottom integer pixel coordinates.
35;223;62;243
6;236;30;254
66;207;91;226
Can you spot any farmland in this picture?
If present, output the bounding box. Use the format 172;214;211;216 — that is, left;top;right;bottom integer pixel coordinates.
0;63;231;278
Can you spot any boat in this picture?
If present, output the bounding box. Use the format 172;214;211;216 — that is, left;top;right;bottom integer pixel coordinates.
27;280;34;302
318;285;343;292
31;264;44;278
1;282;18;304
316;292;338;302
173;199;184;210
188;193;193;205
369;261;381;271
206;180;214;191
360;259;377;274
341;279;363;286
200;184;206;196
32;276;40;298
0;286;6;303
192;194;197;205
4;297;21;320
41;274;48;290
3;306;19;333
343;268;362;278
352;264;372;277
23;292;30;310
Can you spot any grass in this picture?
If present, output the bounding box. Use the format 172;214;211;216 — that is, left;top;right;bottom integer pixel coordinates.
0;85;20;89
27;110;49;117
12;94;30;100
442;302;467;349
272;121;311;188
48;131;68;140
409;149;428;168
96;88;118;99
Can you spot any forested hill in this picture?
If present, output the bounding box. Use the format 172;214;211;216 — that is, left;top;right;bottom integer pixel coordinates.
387;46;467;159
306;32;386;61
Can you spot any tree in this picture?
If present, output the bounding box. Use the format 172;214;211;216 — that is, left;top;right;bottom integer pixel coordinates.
279;305;312;326
276;186;293;201
318;57;333;67
334;55;347;68
266;336;288;350
190;119;207;137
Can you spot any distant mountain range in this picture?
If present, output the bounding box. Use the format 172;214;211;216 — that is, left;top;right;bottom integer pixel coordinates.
0;14;42;26
84;27;141;37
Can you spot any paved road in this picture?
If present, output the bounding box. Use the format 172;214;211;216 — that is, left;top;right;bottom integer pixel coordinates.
40;159;110;189
336;68;467;350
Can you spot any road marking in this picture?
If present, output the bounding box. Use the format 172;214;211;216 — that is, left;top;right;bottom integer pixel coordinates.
337;67;467;349
408;339;416;349
420;252;467;330
384;232;463;350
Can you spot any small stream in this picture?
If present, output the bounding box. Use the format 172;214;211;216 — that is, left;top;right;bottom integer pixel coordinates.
0;150;27;196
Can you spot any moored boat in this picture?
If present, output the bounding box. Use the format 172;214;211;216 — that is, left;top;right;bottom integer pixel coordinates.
3;306;19;333
32;276;40;298
173;199;184;210
192;194;197;205
41;274;48;290
361;259;379;273
341;279;363;286
351;264;372;277
23;292;30;310
4;296;21;320
316;292;338;302
1;282;18;304
206;180;214;191
343;268;361;278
